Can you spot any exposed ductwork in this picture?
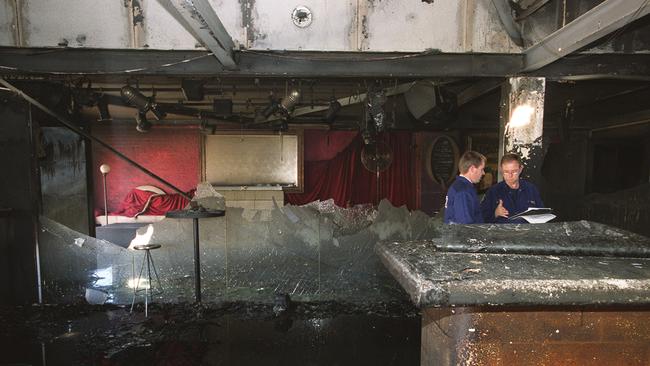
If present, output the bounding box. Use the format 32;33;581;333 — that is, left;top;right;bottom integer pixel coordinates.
491;0;524;47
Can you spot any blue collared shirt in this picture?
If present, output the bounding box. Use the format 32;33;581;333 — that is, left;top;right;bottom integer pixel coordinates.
444;176;483;224
480;180;544;223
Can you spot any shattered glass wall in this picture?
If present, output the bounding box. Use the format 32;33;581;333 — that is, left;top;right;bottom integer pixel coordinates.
40;127;90;234
38;188;441;305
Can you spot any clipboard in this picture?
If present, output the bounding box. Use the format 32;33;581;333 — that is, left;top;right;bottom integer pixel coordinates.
508;207;553;220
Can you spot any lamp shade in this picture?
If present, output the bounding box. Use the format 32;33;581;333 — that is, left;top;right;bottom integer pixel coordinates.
99;164;111;174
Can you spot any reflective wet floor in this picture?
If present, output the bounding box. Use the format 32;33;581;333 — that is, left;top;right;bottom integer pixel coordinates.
0;301;420;366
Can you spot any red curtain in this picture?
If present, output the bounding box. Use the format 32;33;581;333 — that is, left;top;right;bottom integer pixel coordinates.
287;131;416;209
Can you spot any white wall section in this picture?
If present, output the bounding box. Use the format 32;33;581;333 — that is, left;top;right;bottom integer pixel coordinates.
0;0;520;53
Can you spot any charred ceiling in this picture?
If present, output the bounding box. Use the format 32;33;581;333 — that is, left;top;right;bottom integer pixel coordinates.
0;0;649;135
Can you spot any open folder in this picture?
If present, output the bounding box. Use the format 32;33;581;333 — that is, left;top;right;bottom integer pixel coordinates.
508;207;556;223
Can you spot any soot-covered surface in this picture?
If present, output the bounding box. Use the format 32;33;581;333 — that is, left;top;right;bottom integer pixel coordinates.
436;220;650;257
377;221;650;308
0;301;420;366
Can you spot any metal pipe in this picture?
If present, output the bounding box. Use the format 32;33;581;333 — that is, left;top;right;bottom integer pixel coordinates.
102;173;108;225
28;105;43;304
590;119;650;136
491;0;524;46
193;218;201;303
12;0;24;47
0;78;191;200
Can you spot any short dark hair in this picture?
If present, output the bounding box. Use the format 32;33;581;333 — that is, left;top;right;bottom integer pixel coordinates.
458;151;486;174
500;153;522;167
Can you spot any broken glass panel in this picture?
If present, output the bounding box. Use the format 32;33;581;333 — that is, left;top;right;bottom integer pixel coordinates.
39;193;442;306
39;217;128;304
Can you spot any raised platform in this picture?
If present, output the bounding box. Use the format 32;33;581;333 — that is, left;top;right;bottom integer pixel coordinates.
95;222;150;248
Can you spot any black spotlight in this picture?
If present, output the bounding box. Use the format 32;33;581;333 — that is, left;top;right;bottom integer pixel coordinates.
135;111;152;133
262;97;280;119
324;97;341;123
120;86;166;120
279;89;300;117
96;94;112;122
275;119;289;132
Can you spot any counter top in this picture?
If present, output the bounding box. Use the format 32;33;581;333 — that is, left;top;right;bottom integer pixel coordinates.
376;221;650;308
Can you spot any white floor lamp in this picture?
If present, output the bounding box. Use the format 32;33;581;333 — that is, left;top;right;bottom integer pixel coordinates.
100;164;111;225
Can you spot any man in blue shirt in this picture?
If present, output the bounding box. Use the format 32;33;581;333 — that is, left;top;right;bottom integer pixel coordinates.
444;151;486;224
480;153;544;223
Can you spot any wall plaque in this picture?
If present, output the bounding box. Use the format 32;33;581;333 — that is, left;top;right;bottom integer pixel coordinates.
426;135;459;187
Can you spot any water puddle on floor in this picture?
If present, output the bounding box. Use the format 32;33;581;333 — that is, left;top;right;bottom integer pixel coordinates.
0;301;420;366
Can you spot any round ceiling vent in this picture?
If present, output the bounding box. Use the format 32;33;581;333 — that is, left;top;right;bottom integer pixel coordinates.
292;6;313;28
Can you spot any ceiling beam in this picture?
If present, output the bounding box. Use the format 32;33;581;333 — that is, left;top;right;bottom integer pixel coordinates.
530;53;650;80
590;109;650;133
160;0;237;69
0;48;522;77
4;47;650;80
523;0;650;72
456;79;503;106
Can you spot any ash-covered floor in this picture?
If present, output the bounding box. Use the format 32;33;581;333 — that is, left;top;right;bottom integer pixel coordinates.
3;197;434;365
0;300;420;365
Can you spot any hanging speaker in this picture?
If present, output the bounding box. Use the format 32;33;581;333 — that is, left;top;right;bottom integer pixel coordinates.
181;79;205;101
404;80;458;126
213;99;233;118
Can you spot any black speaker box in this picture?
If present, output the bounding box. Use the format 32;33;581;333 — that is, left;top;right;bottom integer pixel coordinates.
213;99;233;117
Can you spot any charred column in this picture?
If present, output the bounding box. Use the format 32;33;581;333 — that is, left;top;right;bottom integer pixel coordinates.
498;77;546;186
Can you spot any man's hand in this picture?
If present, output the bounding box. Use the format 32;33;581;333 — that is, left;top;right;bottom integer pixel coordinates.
495;199;509;218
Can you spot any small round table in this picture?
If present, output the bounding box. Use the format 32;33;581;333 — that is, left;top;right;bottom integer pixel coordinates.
166;208;225;302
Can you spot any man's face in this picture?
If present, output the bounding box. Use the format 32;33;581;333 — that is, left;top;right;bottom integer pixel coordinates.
467;161;486;183
501;160;523;187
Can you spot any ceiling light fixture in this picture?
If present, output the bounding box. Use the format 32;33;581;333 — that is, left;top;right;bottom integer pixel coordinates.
135;111;152;133
262;95;280;119
120;86;166;121
324;97;341;124
509;104;535;128
279;89;301;117
96;94;112;122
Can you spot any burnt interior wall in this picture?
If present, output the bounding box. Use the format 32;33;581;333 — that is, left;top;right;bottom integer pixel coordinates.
577;131;650;237
39;127;90;234
91;124;200;214
541;133;589;220
541;124;650;237
590;138;648;193
0;97;39;305
415;132;457;216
